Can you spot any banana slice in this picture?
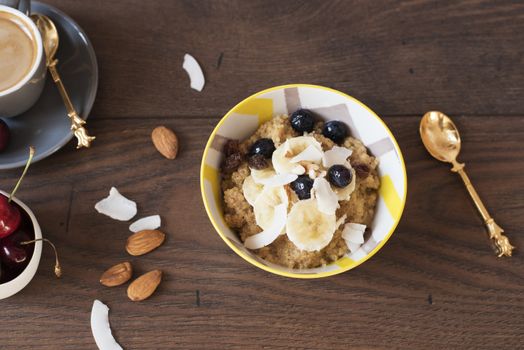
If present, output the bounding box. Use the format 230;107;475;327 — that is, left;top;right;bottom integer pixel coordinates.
322;145;353;168
272;136;323;175
312;177;339;215
253;186;288;231
244;203;287;250
242;175;264;206
286;199;337;252
332;169;356;201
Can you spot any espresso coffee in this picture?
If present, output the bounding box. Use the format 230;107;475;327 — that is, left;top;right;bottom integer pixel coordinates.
0;11;37;92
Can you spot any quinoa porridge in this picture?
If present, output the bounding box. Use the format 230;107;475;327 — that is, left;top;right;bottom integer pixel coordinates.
221;110;380;269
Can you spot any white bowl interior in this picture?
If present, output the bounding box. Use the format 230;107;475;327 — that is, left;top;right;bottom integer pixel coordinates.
202;85;406;277
0;190;42;299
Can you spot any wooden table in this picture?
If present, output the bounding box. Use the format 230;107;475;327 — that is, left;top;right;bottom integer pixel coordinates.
1;1;523;349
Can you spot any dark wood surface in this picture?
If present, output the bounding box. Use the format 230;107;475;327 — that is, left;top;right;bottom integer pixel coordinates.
1;1;523;349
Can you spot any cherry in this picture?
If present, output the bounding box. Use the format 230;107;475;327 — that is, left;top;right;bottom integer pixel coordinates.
0;229;33;269
0;119;10;152
0;147;35;238
0;261;17;284
0;147;63;283
0;196;21;239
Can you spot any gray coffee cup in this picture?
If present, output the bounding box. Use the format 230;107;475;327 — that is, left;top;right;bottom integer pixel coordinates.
0;0;46;118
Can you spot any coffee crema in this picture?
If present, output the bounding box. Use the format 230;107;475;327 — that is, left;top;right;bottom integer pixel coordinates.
0;11;37;92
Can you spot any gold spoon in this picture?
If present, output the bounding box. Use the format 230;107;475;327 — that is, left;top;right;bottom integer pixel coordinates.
31;14;95;149
420;111;514;257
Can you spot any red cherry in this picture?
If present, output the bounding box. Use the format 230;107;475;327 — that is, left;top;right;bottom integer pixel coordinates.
0;229;33;269
0;195;21;238
0;119;10;152
0;147;34;239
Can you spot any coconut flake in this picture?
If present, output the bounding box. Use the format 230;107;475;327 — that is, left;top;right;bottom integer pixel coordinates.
322;146;353;168
251;168;276;184
346;242;361;253
346;223;367;232
312;177;339;215
272;138;320;175
342;222;366;248
91;300;123;350
245;204;287;249
259;173;298;187
251;167;297;187
342;228;365;244
336;214;347;229
129;215;161;233
308;167;317;179
182;53;205;92
290;145;323;163
95;187;137;221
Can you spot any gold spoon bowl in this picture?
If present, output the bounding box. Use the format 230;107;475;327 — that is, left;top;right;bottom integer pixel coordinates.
420;111;514;257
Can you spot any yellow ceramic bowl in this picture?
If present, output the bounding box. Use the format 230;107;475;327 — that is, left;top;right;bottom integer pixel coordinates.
201;84;407;278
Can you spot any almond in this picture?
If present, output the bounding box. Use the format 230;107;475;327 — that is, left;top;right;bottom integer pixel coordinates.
100;262;133;287
126;230;165;256
152;126;178;159
127;269;162;301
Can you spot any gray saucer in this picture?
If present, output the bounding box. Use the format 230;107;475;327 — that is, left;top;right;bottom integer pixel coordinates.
0;1;98;169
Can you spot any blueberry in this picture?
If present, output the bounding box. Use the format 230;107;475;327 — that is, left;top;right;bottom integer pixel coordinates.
290;175;314;200
249;138;275;158
290;109;315;133
327;165;352;188
322;121;348;144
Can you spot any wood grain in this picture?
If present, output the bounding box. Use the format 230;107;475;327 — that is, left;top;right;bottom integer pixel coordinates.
0;116;522;349
0;0;523;349
42;0;524;118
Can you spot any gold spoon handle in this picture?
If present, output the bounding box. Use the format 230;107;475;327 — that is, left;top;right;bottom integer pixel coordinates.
451;161;514;257
48;59;95;149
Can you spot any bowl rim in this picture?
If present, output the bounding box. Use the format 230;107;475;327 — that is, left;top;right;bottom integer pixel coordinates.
0;191;43;298
200;83;407;279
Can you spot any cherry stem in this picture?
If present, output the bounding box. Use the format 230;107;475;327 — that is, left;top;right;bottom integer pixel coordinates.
20;237;62;278
8;146;35;203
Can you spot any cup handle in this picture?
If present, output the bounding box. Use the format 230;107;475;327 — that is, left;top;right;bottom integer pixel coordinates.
17;0;30;15
0;0;30;14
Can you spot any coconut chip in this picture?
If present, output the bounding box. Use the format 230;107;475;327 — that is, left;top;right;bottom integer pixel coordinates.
336;214;347;229
250;167;276;184
95;187;137;221
129;215;161;233
312;177;339;215
244;204;287;249
346;242;361;253
290;145;323;163
342;222;366;247
182;53;205;92
259;173;298;187
90;300;123;350
322;146;353;168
